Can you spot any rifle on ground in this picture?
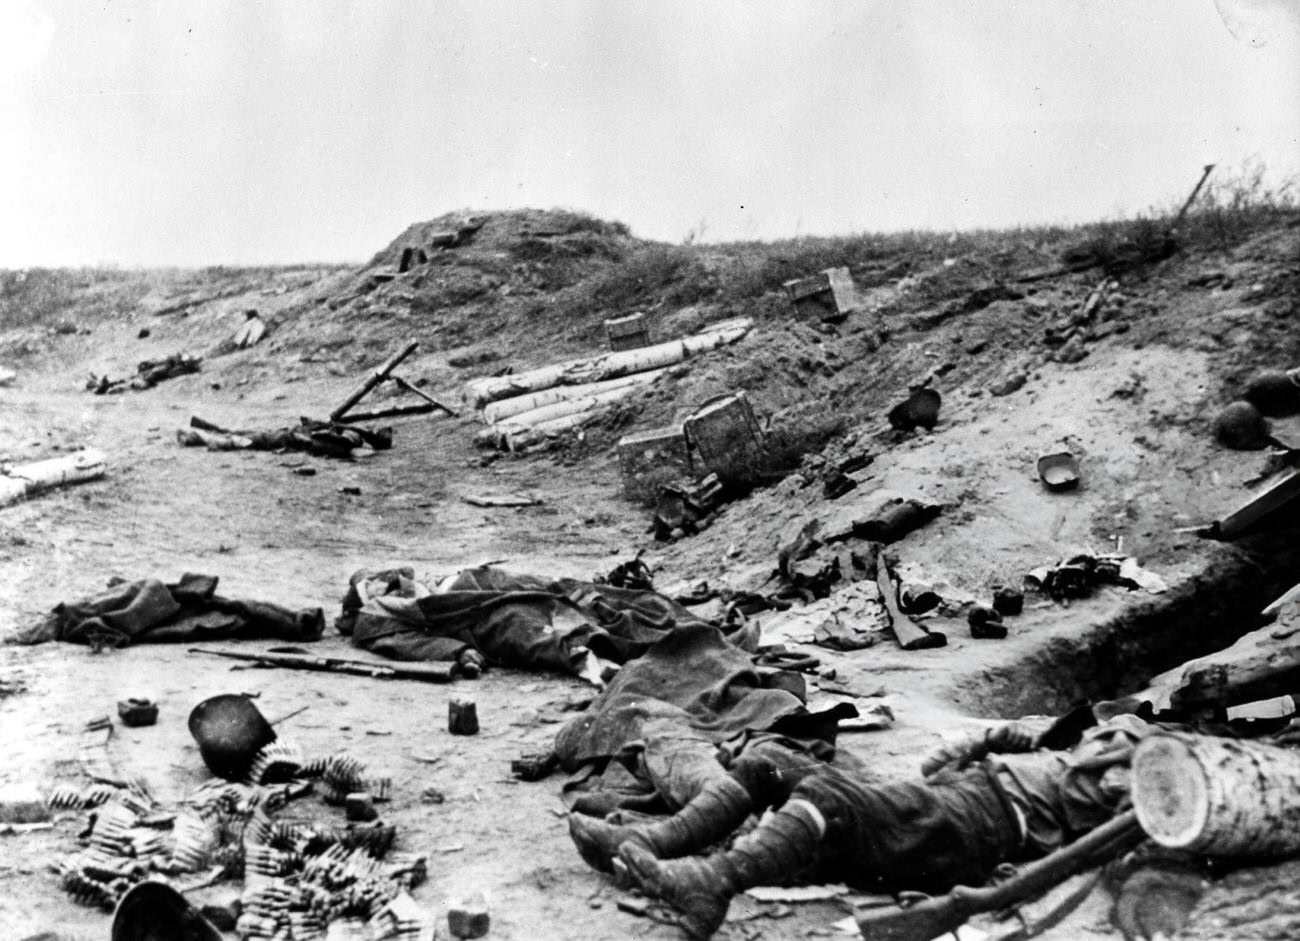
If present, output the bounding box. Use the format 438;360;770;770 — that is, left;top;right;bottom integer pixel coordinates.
854;810;1144;941
189;646;457;684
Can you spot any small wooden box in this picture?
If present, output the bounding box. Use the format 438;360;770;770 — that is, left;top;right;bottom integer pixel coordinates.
604;313;651;351
784;267;859;323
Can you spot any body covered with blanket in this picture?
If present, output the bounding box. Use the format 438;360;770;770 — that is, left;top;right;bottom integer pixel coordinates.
337;565;756;678
17;573;324;647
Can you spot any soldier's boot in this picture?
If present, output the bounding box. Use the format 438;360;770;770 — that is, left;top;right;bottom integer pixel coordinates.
568;775;753;874
618;799;824;939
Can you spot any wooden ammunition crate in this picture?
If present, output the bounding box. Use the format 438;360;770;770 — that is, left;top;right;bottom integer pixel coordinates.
604;313;651;352
617;425;692;482
783;267;860;323
683;393;765;477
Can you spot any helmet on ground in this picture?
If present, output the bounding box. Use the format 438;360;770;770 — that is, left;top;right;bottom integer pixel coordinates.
187;693;276;781
1213;400;1271;450
111;881;223;941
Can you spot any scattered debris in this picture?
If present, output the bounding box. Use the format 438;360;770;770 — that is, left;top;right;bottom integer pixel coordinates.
117;698;159;728
836;701;896;732
57;735;427;936
447;891;491;939
745;884;850;903
597;557;655;591
877;555;947;650
1037;451;1081;492
511;752;560;782
888;386;942;433
232;309;267;349
0;783;51;824
653;473;727;541
1026;554;1168;604
967;604;1007;640
991;586;1024;616
448;698;480;736
463;492;542;508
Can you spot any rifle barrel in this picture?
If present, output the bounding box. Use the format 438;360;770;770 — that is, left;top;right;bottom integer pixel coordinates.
188;647;455;683
855;811;1144;941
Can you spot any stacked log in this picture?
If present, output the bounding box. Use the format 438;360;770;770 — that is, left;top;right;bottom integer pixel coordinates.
468;318;751;450
1132;732;1300;857
465;318;750;408
481;370;666;424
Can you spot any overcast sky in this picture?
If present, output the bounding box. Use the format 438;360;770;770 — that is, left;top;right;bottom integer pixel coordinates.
1;0;1297;267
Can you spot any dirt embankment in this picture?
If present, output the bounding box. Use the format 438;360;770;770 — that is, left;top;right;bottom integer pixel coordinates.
0;206;1298;940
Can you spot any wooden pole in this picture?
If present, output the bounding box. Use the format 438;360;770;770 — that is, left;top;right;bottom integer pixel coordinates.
1171;164;1215;230
391;375;459;416
1132;732;1300;856
329;341;420;422
337;402;438;423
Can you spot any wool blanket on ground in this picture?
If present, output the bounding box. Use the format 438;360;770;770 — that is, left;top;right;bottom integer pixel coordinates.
337;565;755;676
15;573;325;648
553;623;859;812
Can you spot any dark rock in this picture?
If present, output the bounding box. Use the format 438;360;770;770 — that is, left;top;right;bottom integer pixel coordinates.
989;372;1028;397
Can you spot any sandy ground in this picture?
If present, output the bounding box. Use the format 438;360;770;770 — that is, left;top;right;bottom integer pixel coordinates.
1;217;1297;940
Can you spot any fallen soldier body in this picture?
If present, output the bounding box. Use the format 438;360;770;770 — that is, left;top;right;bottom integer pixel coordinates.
569;713;1158;938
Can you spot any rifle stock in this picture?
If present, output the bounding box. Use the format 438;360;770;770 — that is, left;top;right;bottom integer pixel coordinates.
855;810;1143;941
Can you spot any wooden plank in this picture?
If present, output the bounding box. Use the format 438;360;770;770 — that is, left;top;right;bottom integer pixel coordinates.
1211;468;1300;540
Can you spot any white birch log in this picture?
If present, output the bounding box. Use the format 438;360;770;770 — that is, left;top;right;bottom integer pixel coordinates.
481;369;666;423
501;411;597;451
501;386;644;428
1;449;108;508
463;318;750;408
1132;732;1300;856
